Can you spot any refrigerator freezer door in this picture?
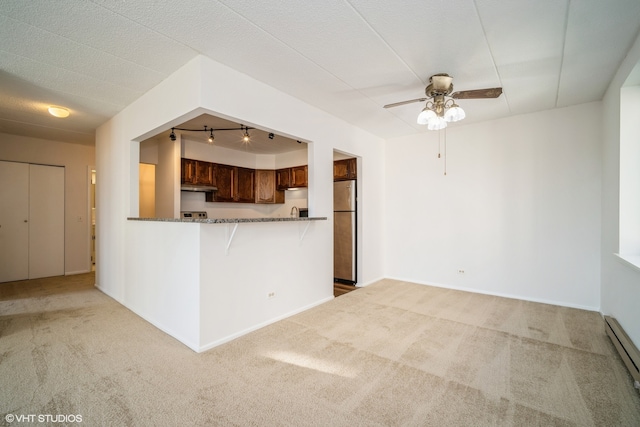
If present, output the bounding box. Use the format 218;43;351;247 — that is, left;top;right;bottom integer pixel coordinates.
334;211;356;283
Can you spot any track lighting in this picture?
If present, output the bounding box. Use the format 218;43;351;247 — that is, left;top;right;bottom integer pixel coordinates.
168;124;254;143
268;133;274;139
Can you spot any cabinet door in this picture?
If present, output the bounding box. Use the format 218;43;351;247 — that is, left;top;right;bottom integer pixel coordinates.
276;168;290;190
347;158;357;179
235;167;255;203
212;164;234;202
181;158;197;184
195;161;214;186
255;169;284;204
334;159;356;181
290;165;308;187
333;159;350;181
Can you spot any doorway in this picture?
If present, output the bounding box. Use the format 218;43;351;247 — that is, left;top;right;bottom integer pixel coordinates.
333;151;359;296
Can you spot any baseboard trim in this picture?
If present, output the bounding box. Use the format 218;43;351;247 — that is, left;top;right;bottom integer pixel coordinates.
65;269;92;276
197;295;334;353
384;275;600;312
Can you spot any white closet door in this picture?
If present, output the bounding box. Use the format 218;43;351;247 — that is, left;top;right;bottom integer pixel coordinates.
0;161;30;282
28;164;65;279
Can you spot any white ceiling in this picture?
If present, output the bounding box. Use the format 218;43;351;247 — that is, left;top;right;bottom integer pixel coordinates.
1;0;640;148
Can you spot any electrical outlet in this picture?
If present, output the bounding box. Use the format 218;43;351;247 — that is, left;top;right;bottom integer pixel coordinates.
457;269;465;274
268;292;276;299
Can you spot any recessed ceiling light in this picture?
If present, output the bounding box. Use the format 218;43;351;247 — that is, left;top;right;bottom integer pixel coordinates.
48;106;70;118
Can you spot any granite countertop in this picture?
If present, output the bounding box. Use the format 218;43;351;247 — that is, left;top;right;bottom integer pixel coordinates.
128;217;327;224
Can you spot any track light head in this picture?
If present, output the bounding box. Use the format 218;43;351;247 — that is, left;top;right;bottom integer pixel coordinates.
208;129;214;144
268;133;274;139
243;128;250;142
169;128;176;141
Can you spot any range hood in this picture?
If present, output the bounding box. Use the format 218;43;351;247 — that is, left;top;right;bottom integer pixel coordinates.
180;184;217;192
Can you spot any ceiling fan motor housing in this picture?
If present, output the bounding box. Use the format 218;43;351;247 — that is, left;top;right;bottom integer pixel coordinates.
426;73;454;97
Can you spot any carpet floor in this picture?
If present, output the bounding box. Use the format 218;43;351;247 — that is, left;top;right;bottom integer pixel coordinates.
1;273;639;426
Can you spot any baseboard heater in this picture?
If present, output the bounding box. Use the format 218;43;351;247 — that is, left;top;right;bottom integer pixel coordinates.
604;316;640;390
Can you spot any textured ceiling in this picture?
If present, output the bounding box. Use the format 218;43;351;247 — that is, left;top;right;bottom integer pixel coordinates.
1;0;640;148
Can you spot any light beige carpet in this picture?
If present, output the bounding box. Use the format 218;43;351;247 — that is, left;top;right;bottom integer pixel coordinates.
1;274;639;426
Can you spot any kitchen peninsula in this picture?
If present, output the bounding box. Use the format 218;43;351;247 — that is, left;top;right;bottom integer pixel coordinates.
125;212;330;353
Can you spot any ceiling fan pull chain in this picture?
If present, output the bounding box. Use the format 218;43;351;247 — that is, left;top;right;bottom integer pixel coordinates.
443;128;447;176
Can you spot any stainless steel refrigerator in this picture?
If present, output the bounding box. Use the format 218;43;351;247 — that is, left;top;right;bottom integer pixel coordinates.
334;180;357;284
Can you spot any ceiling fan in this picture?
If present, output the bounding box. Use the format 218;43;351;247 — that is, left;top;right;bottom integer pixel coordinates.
383;73;503;130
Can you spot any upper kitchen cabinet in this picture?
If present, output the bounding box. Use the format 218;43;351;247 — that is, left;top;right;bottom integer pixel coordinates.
209;163;234;202
276;165;307;189
333;158;357;181
181;158;215;187
276;168;290;190
290;165;308;188
255;169;284;204
207;164;255;203
235;167;255;203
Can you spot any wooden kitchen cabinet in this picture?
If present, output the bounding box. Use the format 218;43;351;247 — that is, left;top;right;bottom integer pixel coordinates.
235;167;255;203
276;165;307;189
276;168;291;190
333;158;357;181
207;164;255;203
195;161;214;187
208;163;234;202
255;169;284;204
181;158;197;184
181;158;215;186
290;165;308;188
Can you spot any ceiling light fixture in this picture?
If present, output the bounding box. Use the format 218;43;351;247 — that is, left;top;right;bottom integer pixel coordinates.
384;73;502;132
48;106;70;118
415;75;464;130
168;124;254;143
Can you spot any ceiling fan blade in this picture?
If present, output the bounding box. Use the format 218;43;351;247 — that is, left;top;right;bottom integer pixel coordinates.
451;87;503;99
383;97;427;109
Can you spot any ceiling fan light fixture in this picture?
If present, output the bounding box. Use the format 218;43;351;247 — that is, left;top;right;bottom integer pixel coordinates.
427;116;447;131
417;108;436;125
444;105;465;122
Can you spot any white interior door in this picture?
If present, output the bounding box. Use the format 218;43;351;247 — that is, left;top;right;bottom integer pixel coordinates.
0;161;30;282
29;164;65;279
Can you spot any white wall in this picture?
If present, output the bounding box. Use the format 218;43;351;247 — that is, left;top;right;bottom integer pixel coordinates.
385;102;602;310
0;133;95;275
601;31;640;347
95;55;386;346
